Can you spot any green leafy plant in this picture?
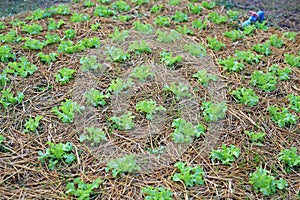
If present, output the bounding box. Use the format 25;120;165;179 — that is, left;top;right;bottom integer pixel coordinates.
284;53;300;67
6;57;37;77
0;72;9;88
109;112;135;130
37;52;57;64
141;186;172;200
79;126;108;146
176;25;194;35
287;94;300;113
105;154;141;177
136;100;165;120
71;12;90;22
184;43;206;57
84;88;110;107
156;30;181;43
23;38;45;50
154;16;171;27
242;24;256;36
22;23;43;35
210;144;240;165
111;0;131;12
235;50;262;64
55;67;76;85
227;9;239;21
168;0;181;6
218;56;245;72
188;3;203;14
249;167;288;196
94;6;115;17
202;1;215;9
84;0;96;7
224;30;244;41
106;46;130;63
58;40;84;54
278;147;300;169
0;30;23;44
133;21;153;34
80;56;102;72
171;118;205;143
0;22;6;30
268;64;291;80
10;18;26;28
269;34;284;48
66;178;103;200
172;11;188;22
90;22;100;31
45;33;61;45
48;18;64;30
79;37;101;49
283;32;297;41
107;78;133;95
129;40;152;55
26;8;52;20
192;19;207;30
64;29;76;39
131;0;149;5
267;105;298;128
193;69;217;86
254;21;268;31
201;101;227;122
130;65;154;82
163;82;190;100
172;162;205;187
160;51;182;67
252;42;271;56
54;4;70;15
250;71;277;92
0;89;24;109
231;87;259;106
0;45;16;62
24;115;43;133
245;131;266;143
150;4;163;13
109;27;129;43
208;11;228;24
52;99;84;123
206;37;226;51
38;142;76;170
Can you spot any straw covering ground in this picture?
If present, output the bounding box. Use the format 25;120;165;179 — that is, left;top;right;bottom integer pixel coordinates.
0;0;299;199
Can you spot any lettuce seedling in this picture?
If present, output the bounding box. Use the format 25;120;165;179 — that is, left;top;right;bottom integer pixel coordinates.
231;87;259;106
287;94;300;113
269;34;284;48
249;167;288;196
245;131;266;143
278;147;300;169
156;30;181;43
129;40;152;54
80;55;102;72
109;112;135;130
252;42;272;56
130;65;154;82
210;144;240;165
52;99;84;123
105;154;141;177
136;100;165;120
188;3;203;14
55;67;76;85
133;21;153;34
163;82;190;100
184;43;206;57
176;25;194;35
193;69;217;86
154;16;171;27
268;105;298;128
109;27;129;43
94;6;115;17
66;178;103;200
268;64;291;80
202;1;215;9
53;4;70;15
37;52;57;64
0;89;24;109
218;56;245;72
45;33;61;45
201;101;227;122
150;4;163;13
48;18;64;30
70;12;90;22
206;37;226;51
172;11;188;22
224;30;244;41
23;38;45;50
208;11;228;24
284;54;300;67
107;78;133;95
7;57;37;77
0;45;16;62
250;71;277;92
111;0;131;12
84;88;110;107
38;142;76;170
22;23;43;35
192;19;207;30
79;126;108;146
172;162;205;187
106;46;130;63
24;115;43;133
141;186;172;200
235;50;262;64
160;51;182;67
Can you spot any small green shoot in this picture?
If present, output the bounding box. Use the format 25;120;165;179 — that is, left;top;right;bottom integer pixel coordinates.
52;99;84;123
156;30;181;43
208;11;228;24
37;52;57;64
202;1;215;9
252;42;272;56
141;186;172;200
48;18;64;30
160;51;182;67
249;167;288;196
79;126;108;146
218;56;245;72
278;147;300;169
0;45;16;62
133;21;153;34
231;87;259;106
106;46;130;63
80;55;102;72
172;162;205;187
105;154;141;177
235;50;262;64
7;57;37;77
107;78;133;95
210;144;240;165
109;112;135;130
268;105;298;128
38;142;76;170
130;65;154;82
64;29;76;39
172;11;188;23
136;100;165;120
109;27;129;43
192;19;207;30
206;37;226;51
84;88;110;107
171;118;205;143
245;131;266;143
193;69;217;86
201;101;227;122
269;34;284;48
129;40;152;55
287;94;300;113
55;67;76;85
283;32;297;41
284;54;300;67
163;82;190;100
24;115;43;133
268;64;291;80
66;178;103;200
0;89;24;109
23;38;45;50
250;71;277;92
22;23;43;35
70;12;90;22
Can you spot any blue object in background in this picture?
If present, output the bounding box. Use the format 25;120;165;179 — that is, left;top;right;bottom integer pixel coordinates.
257;11;265;22
242;11;265;27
